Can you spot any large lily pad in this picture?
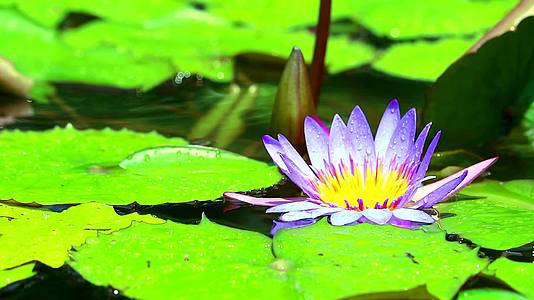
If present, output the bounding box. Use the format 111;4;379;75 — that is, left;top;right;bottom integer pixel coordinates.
0;127;281;205
0;202;163;270
373;38;474;81
337;0;516;39
62;15;374;82
273;220;487;300
0;0;190;28
437;180;534;250
0;264;35;289
0;9;174;94
458;289;529;300
69;218;294;300
484;258;534;299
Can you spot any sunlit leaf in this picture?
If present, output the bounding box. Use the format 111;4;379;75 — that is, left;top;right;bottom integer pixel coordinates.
62;15;374;83
337;0;516;39
0;0;190;27
273;220;487;300
0;264;35;289
0;203;163;269
0;9;174;95
437;180;534;250
69;218;295;300
373;38;473;81
457;288;529;300
484;258;534;299
0;127;280;205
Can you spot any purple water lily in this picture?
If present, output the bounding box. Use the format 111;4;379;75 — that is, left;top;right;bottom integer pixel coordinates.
225;99;497;233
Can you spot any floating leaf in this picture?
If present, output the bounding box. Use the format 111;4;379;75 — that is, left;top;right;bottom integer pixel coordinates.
337;0;516;39
61;14;374;82
437;180;534;250
0;127;280;205
0;9;174;95
484;258;534;299
373;38;473;81
273;220;487;300
0;0;190;28
457;288;529;300
0;264;35;289
0;203;163;270
424;16;534;149
69;219;294;300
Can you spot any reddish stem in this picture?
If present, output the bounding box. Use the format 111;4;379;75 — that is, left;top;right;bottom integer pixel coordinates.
310;0;331;108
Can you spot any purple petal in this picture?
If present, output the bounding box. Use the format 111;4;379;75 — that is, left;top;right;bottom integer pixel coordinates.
277;134;315;178
279;154;320;198
361;209;392;224
375;99;400;158
389;217;427;229
266;201;323;213
280;207;343;221
329;210;362;226
223;192;302;207
262;135;287;172
347;106;376;164
392;208;434;223
415;131;441;180
271;218;318;235
412;171;468;209
328;114;350;166
385;108;416;166
304;116;330;171
309;115;329;135
413;157;498;201
413;122;432;164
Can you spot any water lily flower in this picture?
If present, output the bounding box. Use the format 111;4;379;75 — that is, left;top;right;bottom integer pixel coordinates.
225;99;497;233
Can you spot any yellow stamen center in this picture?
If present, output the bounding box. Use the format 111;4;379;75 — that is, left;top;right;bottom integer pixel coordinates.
312;163;411;210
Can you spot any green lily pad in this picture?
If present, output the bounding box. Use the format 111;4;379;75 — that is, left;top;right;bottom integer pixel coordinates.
373;38;474;81
0;9;174;94
457;288;529;300
62;15;374;82
0;264;35;289
437;180;534;250
338;0;516;39
273;220;487;300
484;258;534;299
0;0;190;28
69;218;295;300
0;202;163;270
0;126;280;205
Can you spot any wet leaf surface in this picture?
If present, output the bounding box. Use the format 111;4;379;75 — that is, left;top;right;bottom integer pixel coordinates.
0;264;35;289
437;180;534;250
273;220;487;300
0;202;163;270
69;218;295;300
373;38;474;81
457;288;529;300
484;258;534;299
0;126;280;204
0;9;174;97
336;0;516;39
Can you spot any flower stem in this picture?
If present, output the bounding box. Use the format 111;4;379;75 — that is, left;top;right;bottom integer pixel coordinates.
310;0;331;108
